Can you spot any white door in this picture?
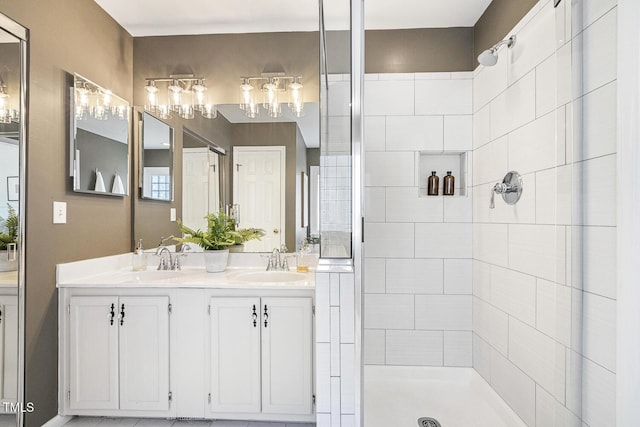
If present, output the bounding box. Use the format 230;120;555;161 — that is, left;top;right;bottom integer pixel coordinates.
208;150;221;213
210;297;261;414
261;297;313;415
233;147;285;252
183;148;211;231
69;296;119;410
119;296;170;411
0;297;17;402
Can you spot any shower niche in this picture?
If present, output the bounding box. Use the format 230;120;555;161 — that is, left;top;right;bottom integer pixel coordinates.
416;151;469;197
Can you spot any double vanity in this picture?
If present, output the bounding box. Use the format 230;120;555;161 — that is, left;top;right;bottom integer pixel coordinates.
56;252;315;423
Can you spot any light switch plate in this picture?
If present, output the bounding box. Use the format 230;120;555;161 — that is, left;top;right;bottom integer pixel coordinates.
170;208;176;222
53;201;67;224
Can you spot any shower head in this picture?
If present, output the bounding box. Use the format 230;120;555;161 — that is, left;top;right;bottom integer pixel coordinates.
477;35;517;67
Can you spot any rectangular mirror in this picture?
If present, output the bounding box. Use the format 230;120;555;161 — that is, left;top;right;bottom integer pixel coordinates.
140;112;174;201
70;74;130;196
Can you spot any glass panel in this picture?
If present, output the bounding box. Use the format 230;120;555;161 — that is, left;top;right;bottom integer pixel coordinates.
319;0;352;259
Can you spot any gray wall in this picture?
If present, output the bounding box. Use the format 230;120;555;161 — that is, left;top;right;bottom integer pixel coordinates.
327;28;475;73
0;1;134;425
133;33;321;105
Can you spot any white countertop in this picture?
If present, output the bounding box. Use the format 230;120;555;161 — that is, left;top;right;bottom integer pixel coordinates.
57;253;316;290
0;271;18;287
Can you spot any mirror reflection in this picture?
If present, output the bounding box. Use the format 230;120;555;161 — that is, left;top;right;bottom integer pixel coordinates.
0;23;22;425
181;127;224;231
71;74;130;196
140;112;174;201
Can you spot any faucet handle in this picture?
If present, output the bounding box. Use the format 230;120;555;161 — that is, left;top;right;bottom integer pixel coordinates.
281;257;290;271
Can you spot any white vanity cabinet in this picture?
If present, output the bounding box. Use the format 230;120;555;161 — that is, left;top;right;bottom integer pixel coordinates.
57;256;316;423
209;296;313;417
67;295;170;413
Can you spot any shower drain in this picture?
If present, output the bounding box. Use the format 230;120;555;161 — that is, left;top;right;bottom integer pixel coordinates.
418;417;442;427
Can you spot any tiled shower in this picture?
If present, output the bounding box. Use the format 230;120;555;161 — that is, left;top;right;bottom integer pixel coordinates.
358;0;617;425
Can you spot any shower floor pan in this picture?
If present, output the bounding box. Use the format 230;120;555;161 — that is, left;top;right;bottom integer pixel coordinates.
364;366;526;427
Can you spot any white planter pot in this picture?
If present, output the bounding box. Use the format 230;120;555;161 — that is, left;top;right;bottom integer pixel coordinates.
229;244;245;253
0;245;18;272
203;249;229;273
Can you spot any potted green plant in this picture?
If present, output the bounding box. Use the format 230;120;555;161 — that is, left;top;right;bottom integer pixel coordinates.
229;227;267;253
0;205;18;272
174;210;264;272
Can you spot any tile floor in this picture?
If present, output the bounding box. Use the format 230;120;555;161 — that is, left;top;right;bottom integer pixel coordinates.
63;418;315;427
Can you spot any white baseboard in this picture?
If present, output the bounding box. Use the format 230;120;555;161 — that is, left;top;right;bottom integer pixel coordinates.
41;415;73;427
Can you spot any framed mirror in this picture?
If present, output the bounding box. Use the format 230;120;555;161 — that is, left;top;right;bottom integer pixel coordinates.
140;112;174;201
70;74;130;196
0;11;27;427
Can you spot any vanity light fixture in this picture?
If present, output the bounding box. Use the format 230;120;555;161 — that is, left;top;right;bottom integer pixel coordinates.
239;74;304;118
144;74;217;120
74;74;128;122
0;80;18;124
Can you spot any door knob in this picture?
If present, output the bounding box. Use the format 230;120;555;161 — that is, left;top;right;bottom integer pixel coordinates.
273;228;279;234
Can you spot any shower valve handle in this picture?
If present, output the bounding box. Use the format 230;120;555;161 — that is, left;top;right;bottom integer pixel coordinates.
490;171;523;209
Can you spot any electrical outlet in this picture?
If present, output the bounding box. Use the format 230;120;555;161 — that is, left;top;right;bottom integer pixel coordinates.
53;201;67;224
170;208;176;222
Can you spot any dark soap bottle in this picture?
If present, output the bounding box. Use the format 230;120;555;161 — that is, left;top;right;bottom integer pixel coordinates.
443;171;455;196
427;171;439;196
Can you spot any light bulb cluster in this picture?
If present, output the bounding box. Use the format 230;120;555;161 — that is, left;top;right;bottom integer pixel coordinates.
74;75;128;122
0;83;18;124
239;75;304;119
144;75;216;120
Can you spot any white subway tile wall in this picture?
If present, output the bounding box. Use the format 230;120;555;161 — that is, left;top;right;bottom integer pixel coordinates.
363;70;474;374
471;1;617;426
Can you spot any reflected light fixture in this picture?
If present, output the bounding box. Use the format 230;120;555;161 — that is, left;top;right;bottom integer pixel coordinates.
144;74;217;120
74;74;128;122
0;81;17;124
238;74;304;118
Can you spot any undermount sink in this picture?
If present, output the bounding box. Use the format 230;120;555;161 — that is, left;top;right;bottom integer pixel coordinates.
233;271;308;283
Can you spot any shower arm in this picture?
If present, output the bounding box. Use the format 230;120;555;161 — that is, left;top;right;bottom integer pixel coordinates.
490;35;517;53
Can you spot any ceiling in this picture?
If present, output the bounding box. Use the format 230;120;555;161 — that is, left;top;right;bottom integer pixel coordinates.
94;0;493;37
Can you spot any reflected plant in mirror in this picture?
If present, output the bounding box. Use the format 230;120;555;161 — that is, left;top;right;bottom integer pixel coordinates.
70;74;130;196
140;112;174;201
0;204;18;272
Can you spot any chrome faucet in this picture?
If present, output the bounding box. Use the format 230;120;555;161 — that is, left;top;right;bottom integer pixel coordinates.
266;246;290;271
155;246;174;270
155;237;187;271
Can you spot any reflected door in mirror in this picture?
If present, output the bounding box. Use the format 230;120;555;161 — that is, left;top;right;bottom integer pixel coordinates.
233;146;285;252
182;148;221;231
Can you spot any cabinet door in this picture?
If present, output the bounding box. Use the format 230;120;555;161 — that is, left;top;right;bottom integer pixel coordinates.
261;297;313;415
69;296;119;410
119;296;170;411
210;297;261;414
